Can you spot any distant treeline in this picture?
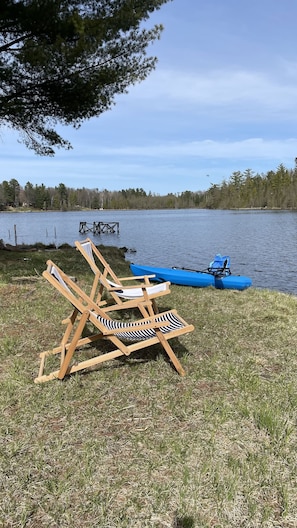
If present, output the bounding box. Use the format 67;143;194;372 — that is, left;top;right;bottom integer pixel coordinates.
1;164;297;210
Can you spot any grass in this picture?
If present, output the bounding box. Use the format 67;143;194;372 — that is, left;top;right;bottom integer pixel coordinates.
0;245;297;527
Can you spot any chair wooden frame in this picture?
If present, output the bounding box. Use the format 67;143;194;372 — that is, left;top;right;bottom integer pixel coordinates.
35;260;194;383
75;238;171;317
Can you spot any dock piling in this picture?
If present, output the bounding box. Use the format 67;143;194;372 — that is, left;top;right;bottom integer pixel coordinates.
79;221;119;235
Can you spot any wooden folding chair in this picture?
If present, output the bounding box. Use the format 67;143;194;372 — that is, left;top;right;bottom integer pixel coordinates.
35;260;194;383
75;238;171;317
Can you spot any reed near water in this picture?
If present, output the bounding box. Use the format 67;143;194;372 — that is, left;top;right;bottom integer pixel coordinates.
0;245;296;527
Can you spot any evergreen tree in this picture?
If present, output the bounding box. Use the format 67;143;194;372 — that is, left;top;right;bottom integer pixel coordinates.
0;0;171;155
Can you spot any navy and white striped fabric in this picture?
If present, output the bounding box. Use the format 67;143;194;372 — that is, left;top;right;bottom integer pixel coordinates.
94;311;184;341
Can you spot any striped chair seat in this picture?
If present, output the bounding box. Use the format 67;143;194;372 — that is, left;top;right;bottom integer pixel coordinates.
95;311;184;341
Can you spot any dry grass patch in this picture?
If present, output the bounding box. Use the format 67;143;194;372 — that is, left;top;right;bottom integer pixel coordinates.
0;247;297;527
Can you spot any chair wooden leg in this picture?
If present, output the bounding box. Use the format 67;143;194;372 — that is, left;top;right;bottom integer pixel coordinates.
57;311;90;380
152;299;159;314
37;355;45;379
155;329;185;376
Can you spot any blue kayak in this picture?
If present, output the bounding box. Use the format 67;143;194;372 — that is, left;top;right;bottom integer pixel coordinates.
130;263;252;291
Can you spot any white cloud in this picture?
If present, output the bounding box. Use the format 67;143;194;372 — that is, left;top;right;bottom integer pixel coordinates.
76;137;297;161
129;66;297;116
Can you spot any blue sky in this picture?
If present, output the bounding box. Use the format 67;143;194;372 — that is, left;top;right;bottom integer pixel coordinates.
2;0;297;194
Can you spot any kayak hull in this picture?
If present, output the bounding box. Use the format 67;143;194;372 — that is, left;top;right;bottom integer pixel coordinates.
130;264;252;291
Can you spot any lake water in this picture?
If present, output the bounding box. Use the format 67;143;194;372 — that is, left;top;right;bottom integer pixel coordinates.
1;208;297;295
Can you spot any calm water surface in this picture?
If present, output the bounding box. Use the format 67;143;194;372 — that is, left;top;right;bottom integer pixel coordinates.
1;209;297;294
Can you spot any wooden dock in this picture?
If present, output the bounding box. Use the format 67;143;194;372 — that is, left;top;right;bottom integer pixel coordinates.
79;221;119;235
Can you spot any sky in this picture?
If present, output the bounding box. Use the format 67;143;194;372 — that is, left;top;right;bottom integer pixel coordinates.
2;0;297;195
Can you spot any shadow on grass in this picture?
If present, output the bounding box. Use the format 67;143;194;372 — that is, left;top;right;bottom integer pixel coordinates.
67;338;190;381
95;337;190;371
173;514;195;528
37;315;192;383
80;314;191;370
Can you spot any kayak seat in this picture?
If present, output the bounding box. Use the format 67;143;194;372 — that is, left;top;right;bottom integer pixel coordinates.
208;254;231;276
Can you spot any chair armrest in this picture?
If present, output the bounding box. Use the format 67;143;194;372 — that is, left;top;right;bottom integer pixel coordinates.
119;274;156;281
107;283;148;291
